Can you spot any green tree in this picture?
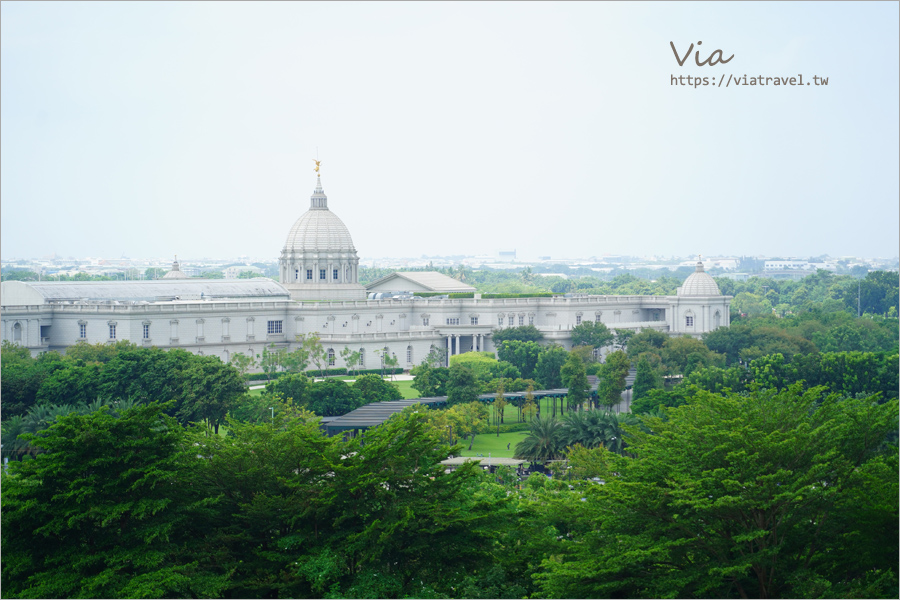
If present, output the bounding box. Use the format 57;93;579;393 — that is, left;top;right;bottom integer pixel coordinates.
339;347;362;376
625;328;668;360
513;414;565;463
229;351;256;379
560;351;589;410
352;374;403;403
534;344;569;389
1;403;229;599
447;401;490;450
497;340;542;380
262;372;311;404
596;350;630;411
410;364;450;397
631;357;662;401
570;320;614;350
535;386;899;599
447;363;480;406
491;325;543;345
305;378;366;416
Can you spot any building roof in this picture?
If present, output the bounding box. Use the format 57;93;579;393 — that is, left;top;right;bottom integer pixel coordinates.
161;255;189;279
677;261;721;296
282;176;357;253
324;398;448;432
0;279;291;306
365;271;477;293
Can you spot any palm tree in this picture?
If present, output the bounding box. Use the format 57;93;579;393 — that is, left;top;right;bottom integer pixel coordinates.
514;414;565;463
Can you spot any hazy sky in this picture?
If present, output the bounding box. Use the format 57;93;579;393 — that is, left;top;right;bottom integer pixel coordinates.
2;1;898;262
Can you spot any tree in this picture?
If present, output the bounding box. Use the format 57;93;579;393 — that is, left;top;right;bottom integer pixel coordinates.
631;357;662;401
534;386;899;599
522;384;538;421
339;347;362;376
513;414;565;463
176;355;246;433
302;333;327;378
491;325;543;345
229;351;256;379
447;401;490;450
497;340;542;380
570;321;614;350
446;364;479;406
494;381;508;433
352;374;402;403
262;372;311;404
1;403;229;599
534;344;569;389
410;364;450;397
305;379;366;416
560;351;589;410
258;344;284;381
596;350;630;411
625;329;668;360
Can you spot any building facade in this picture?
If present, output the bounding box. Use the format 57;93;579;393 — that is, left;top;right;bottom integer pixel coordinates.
1;176;731;367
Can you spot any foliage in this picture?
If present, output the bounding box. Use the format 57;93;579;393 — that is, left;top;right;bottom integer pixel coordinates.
262;373;311;403
533;386;899;599
491;325;543;345
533;344;568;389
497;340;542;380
410;364;450;397
596;350;631;410
560;352;589;409
447;364;480;406
304;378;366;417
514;414;566;463
570;320;614;349
631;356;663;401
351;374;403;403
1;403;229;599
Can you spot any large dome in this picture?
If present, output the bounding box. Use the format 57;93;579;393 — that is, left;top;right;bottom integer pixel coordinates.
678;261;720;296
282;177;356;252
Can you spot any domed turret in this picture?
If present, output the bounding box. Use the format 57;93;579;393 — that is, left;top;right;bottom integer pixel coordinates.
677;260;720;296
162;255;189;279
278;173;367;301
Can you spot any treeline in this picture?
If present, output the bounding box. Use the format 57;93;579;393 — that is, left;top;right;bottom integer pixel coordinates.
0;341;405;459
357;266;899;317
3;385;896;598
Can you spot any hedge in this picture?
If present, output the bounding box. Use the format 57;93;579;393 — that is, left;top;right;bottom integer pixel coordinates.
246;367;402;382
482;293;554;299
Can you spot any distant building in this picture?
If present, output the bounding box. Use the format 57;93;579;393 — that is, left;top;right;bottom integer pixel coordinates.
1;173;731;364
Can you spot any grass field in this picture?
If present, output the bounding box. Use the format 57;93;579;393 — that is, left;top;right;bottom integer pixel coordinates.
456;430;529;458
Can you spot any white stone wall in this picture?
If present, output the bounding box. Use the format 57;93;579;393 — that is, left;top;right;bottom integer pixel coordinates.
1;293;731;360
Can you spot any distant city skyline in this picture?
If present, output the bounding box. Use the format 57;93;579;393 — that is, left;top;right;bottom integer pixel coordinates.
2;2;898;260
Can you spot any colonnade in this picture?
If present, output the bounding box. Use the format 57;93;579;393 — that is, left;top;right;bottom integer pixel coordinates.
445;332;490;365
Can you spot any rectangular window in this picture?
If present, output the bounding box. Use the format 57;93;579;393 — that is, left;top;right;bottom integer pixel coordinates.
529;315;534;325
596;314;602;323
445;318;460;325
498;316;504;326
406;346;412;363
320;269;326;280
576;315;582;325
307;269;313;280
79;324;87;338
267;320;283;334
295;269;299;281
470;317;478;325
143;324;150;339
422;317;429;326
109;324;116;339
518;315;524;326
685;315;694;327
333;269;338;280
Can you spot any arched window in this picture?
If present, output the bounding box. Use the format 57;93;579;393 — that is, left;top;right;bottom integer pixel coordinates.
406;345;413;364
359;348;365;367
713;310;721;328
12;322;21;342
685;312;695;328
327;348;336;367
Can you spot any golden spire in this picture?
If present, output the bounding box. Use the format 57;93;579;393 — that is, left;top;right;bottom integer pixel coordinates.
313;159;321;176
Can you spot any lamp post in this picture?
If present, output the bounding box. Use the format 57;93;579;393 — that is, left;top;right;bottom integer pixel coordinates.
269;407;274;423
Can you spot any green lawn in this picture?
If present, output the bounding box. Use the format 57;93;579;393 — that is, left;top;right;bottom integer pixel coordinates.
248;377;419;400
457;430;530;458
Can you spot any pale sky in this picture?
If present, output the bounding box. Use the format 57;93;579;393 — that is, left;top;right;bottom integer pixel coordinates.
2;1;898;261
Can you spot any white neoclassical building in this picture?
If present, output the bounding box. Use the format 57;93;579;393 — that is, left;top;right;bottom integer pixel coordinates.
1;174;730;368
